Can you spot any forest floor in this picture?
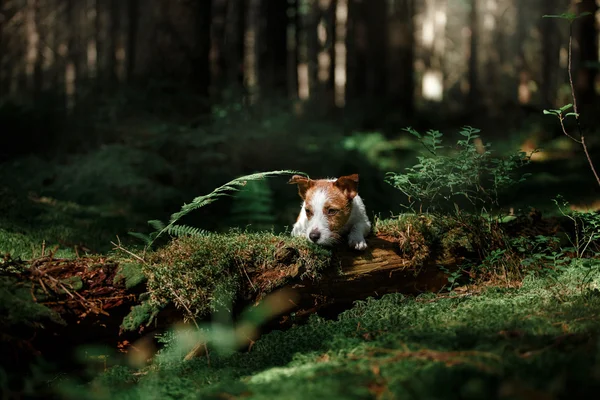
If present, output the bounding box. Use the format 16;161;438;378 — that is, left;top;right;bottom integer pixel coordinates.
2;108;600;398
85;266;600;400
2;200;600;399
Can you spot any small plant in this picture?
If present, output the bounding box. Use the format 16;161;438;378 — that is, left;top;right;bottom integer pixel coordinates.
438;265;463;291
512;235;562;267
542;11;599;187
385;126;533;213
553;196;600;258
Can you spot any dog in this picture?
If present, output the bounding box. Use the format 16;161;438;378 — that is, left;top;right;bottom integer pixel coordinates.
288;174;371;250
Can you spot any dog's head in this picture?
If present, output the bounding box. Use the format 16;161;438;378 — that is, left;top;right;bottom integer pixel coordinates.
288;174;359;245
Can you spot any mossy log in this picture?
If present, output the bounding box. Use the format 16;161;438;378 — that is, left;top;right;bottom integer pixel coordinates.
285;235;450;318
4;212;567;363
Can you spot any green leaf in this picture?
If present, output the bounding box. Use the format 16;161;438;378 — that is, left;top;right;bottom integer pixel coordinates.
543;13;577;21
128;231;152;244
559;103;573;112
543;109;560;116
543;11;592;22
565;112;579;118
148;219;166;231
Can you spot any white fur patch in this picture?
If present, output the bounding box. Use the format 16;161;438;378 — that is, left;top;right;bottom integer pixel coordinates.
291;188;371;250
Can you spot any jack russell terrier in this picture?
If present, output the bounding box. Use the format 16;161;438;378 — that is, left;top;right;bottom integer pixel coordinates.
289;174;371;250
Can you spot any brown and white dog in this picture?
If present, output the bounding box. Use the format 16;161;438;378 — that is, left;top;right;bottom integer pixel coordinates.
289;174;371;250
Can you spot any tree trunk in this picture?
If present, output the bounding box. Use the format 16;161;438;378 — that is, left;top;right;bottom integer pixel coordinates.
189;0;212;96
210;0;228;97
261;0;287;95
225;0;243;89
348;0;367;101
107;0;119;84
65;0;77;112
333;0;348;107
467;0;479;109
0;0;4;96
387;0;415;114
365;0;387;100
25;0;44;98
540;0;560;108
126;0;139;82
287;0;298;99
576;0;598;109
418;0;447;103
315;0;335;107
244;0;262;103
297;0;319;100
95;0;106;83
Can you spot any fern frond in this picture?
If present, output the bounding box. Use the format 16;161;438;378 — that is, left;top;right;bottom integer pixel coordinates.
166;224;208;238
128;231;153;245
148;220;166;231
148;170;302;248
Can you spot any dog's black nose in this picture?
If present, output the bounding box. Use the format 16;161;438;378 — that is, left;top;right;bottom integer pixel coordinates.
309;230;321;243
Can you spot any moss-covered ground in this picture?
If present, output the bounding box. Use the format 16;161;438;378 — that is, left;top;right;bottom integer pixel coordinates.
50;263;600;400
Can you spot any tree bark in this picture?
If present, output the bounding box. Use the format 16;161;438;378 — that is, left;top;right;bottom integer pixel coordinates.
126;0;139;82
540;0;560;108
287;0;299;99
210;0;228;97
187;0;212;96
107;0;119;84
0;0;4;96
467;0;479;109
365;0;387;100
387;0;415;114
224;0;243;89
576;0;598;109
348;0;367;101
244;0;262;103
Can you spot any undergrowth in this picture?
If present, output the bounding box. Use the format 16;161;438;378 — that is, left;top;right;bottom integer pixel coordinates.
385;126;534;214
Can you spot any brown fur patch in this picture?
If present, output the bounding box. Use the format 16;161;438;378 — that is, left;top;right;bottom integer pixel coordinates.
304;180;353;233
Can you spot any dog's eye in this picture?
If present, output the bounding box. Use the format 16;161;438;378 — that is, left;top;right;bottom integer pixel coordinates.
305;208;313;217
327;208;339;216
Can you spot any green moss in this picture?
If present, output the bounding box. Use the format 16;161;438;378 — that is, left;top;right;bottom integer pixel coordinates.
78;263;600;400
121;231;331;330
120;301;160;332
114;262;147;289
0;275;65;328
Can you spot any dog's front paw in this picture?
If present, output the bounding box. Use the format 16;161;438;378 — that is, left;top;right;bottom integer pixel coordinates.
348;236;368;251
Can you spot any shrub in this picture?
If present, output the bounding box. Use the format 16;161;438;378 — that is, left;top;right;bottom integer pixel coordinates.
385;126;534;214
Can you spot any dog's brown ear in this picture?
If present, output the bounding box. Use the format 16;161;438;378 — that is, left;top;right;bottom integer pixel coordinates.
335;174;359;200
288;175;312;199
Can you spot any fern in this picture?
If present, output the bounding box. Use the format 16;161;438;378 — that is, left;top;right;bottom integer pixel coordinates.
229;179;275;231
130;170;301;249
166;224;208;238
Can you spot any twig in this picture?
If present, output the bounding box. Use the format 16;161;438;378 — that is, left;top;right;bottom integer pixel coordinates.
111;236;147;264
562;21;600;187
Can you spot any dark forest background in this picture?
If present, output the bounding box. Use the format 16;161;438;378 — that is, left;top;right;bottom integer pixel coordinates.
1;0;599;250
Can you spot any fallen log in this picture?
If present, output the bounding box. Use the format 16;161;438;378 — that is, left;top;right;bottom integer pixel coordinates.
1;212;568;367
286;235;451;320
